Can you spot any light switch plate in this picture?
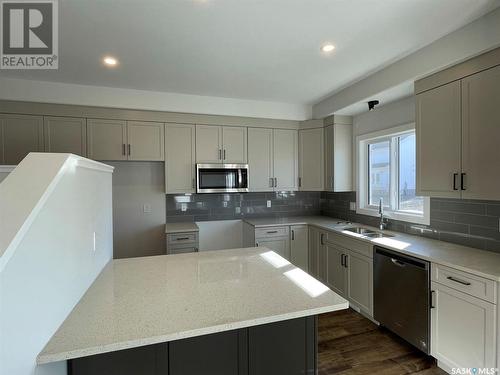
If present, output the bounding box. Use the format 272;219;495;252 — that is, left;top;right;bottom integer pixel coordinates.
349;202;356;211
267;200;272;208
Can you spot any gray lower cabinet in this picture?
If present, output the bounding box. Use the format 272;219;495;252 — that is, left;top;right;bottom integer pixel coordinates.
255;226;290;260
326;243;348;296
308;227;327;283
0;114;44;164
166;232;199;254
70;316;317;375
290;225;308;271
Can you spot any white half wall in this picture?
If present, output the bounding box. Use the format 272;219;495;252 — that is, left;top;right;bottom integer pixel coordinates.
197;220;243;251
0;154;114;375
0;77;312;121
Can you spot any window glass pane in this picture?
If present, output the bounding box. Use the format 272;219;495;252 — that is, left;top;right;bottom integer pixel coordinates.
368;140;390;206
398;133;423;213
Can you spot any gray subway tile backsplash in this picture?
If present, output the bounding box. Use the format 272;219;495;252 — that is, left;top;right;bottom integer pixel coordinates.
166;190;500;254
320;191;500;254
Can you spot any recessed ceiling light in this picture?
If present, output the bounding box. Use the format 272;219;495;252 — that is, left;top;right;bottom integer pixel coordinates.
321;44;335;53
103;56;118;66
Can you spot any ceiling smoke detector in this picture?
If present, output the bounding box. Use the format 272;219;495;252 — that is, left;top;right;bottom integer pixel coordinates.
368;100;380;111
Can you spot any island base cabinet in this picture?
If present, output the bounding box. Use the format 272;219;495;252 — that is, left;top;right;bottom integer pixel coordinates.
431;282;497;371
69;316;317;375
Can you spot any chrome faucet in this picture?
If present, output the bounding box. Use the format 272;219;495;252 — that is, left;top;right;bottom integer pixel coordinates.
379;198;388;230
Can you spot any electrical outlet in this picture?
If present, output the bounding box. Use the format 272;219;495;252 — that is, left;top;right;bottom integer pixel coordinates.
267;200;272;208
143;204;152;213
181;203;187;212
235;206;241;214
349;202;356;211
223;201;228;208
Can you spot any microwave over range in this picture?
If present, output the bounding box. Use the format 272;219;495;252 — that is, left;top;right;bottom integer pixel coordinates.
196;164;249;193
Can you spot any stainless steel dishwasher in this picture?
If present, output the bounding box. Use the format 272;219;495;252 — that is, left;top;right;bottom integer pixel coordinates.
374;246;431;354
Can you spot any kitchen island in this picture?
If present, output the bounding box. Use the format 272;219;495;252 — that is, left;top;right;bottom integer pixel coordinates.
38;247;348;375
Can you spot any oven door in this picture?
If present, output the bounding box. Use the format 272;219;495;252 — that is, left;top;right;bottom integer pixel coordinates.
196;164;249;193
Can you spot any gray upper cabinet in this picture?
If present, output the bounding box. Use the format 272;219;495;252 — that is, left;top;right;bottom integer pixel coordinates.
222;126;247;163
416;81;461;198
87;119;164;161
87;119;127;161
273;129;298;191
127;121;164;161
324;123;352;192
299;127;324;191
196;125;247;164
461;65;500;200
196;125;222;163
0;114;43;164
248;128;274;192
165;123;196;193
43;116;87;157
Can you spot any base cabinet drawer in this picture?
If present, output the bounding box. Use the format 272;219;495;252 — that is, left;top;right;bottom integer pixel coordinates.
167;232;198;245
431;263;497;303
255;226;289;238
431;281;496;370
168;246;199;255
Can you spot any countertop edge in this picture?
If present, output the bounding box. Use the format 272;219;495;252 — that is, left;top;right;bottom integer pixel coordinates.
37;301;349;364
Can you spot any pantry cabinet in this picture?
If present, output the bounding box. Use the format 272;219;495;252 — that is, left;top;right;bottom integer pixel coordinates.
0;114;43;164
44;116;87;157
196;125;247;164
87;119;164;161
247;128;298;192
416;58;500;200
165;124;196;193
298;127;324;191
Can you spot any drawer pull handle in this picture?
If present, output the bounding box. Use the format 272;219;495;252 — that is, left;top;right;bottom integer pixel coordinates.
267;231;278;234
391;258;406;267
447;276;471;286
176;237;190;241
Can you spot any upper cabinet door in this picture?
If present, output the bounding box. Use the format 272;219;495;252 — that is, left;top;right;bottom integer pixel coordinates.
299;128;324;191
324;125;335;191
248;128;273;192
461;65;500;200
44;116;86;157
0;114;43;164
165;124;196;193
222;126;247;163
196;125;222;163
416;81;461;198
273;129;298;191
127;121;164;161
87;119;127;161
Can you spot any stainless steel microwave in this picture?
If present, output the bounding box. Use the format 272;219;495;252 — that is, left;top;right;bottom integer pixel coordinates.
196;164;249;193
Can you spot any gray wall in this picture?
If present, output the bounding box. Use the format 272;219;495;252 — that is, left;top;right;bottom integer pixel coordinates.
109;161;166;259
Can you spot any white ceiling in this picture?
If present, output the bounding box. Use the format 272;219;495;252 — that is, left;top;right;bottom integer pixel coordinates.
1;0;499;107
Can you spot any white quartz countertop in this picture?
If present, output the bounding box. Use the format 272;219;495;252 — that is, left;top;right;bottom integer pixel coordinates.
244;216;500;281
38;248;348;364
165;222;199;234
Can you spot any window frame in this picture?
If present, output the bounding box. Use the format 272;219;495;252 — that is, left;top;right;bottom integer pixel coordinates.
356;123;430;225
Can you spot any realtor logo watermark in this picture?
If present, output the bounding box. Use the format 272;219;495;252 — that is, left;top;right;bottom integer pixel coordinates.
1;0;58;69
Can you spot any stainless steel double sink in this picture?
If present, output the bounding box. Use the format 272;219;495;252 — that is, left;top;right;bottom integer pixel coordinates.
343;227;394;238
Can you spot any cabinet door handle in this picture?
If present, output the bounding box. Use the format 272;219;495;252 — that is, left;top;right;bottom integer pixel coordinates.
320;233;325;245
340;254;345;267
267;230;278;234
122;144;126;156
291;230;295;241
269;178;274;188
192;178;195;189
460;173;466;190
274;177;277;188
127;144;131;156
298;177;302;188
256;242;259;247
447;276;471;286
176;237;189;241
430;290;436;308
218;149;222;160
223;149;226;160
453;173;458;190
344;254;348;268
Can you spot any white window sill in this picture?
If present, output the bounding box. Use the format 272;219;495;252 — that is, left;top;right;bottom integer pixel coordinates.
356;206;430;226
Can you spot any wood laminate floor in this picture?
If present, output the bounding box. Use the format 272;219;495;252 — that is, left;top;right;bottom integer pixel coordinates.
318;309;447;375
